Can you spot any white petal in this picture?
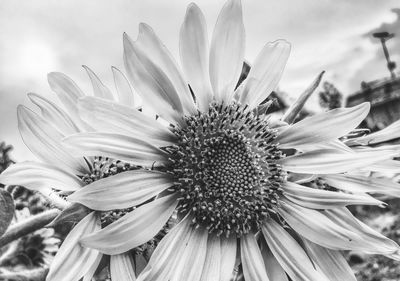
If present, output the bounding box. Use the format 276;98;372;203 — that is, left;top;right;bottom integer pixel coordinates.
200;235;221;281
276;103;370;149
134;23;196;115
47;72;84;117
282;181;385;209
63;132;168;166
18;106;88;175
0;161;83;192
279;200;363;250
303;240;356;281
68;170;173;211
169;227;208;281
80;194;178;255
348;118;400;145
259;239;288;281
180;3;213;111
322;174;400;196
367;159;400;173
123;34;181;123
110;253;137;281
78;96;176;147
220;236;237;281
83;65;114;100
324;208;400;256
28;93;80;135
239;40;290;109
47;213;102;281
240;234;270;281
82;253;103;281
137;216;193;281
280;149;397;174
262;219;329;281
112;67;137;107
209;0;245;103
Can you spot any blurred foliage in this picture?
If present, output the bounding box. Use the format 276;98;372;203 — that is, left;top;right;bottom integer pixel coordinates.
319;81;343;109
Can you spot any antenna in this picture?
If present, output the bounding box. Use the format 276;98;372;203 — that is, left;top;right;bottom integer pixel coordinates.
373;32;396;79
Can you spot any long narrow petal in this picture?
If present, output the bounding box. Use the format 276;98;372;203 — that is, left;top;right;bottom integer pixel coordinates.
278;200;363;250
110;253;137;281
262;219;329;281
241;234;270;281
303;240;357;281
280;149;397;174
220;236;237;281
200;235;221;281
28;93;80;135
367;159;400;173
112;67;137;107
68;170;173;211
348;118;400;145
80;194;178;255
83;65;114;100
63;132;168;166
0;161;83;192
47;213;102;281
276;103;370;149
18;106;88;175
282;181;385;209
78;96;176;147
124;33;182;123
135;23;196;114
180;3;213;111
82;253;103;281
169;228;208;281
209;0;245;103
239;40;290;109
259;239;288;281
47;72;84;117
324;208;400;256
322;174;400;197
137;216;193;281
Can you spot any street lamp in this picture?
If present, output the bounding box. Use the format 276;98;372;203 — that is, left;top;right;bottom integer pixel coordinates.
373;31;396;79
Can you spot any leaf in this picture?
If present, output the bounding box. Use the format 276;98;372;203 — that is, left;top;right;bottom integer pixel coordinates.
47;203;91;228
0;189;14;237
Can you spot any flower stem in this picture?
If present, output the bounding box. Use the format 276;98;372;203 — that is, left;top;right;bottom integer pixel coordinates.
0;209;60;248
0;267;49;281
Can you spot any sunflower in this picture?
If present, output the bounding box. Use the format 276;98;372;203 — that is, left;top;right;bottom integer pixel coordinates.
0;67;150;280
57;0;400;280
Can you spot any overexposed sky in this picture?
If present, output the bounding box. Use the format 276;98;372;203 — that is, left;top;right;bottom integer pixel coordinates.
0;0;399;160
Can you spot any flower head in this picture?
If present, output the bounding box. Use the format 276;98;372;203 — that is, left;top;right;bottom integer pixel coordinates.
0;67;149;281
60;1;400;280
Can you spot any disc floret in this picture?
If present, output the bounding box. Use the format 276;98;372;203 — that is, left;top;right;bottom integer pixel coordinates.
169;103;285;236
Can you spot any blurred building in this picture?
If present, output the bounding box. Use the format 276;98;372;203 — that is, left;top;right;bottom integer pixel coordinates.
346;31;399;131
346;76;400;131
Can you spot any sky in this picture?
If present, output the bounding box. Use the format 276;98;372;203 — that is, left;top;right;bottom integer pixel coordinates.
0;0;399;161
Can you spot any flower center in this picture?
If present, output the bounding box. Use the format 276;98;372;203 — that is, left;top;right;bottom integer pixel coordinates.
169;103;285;236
